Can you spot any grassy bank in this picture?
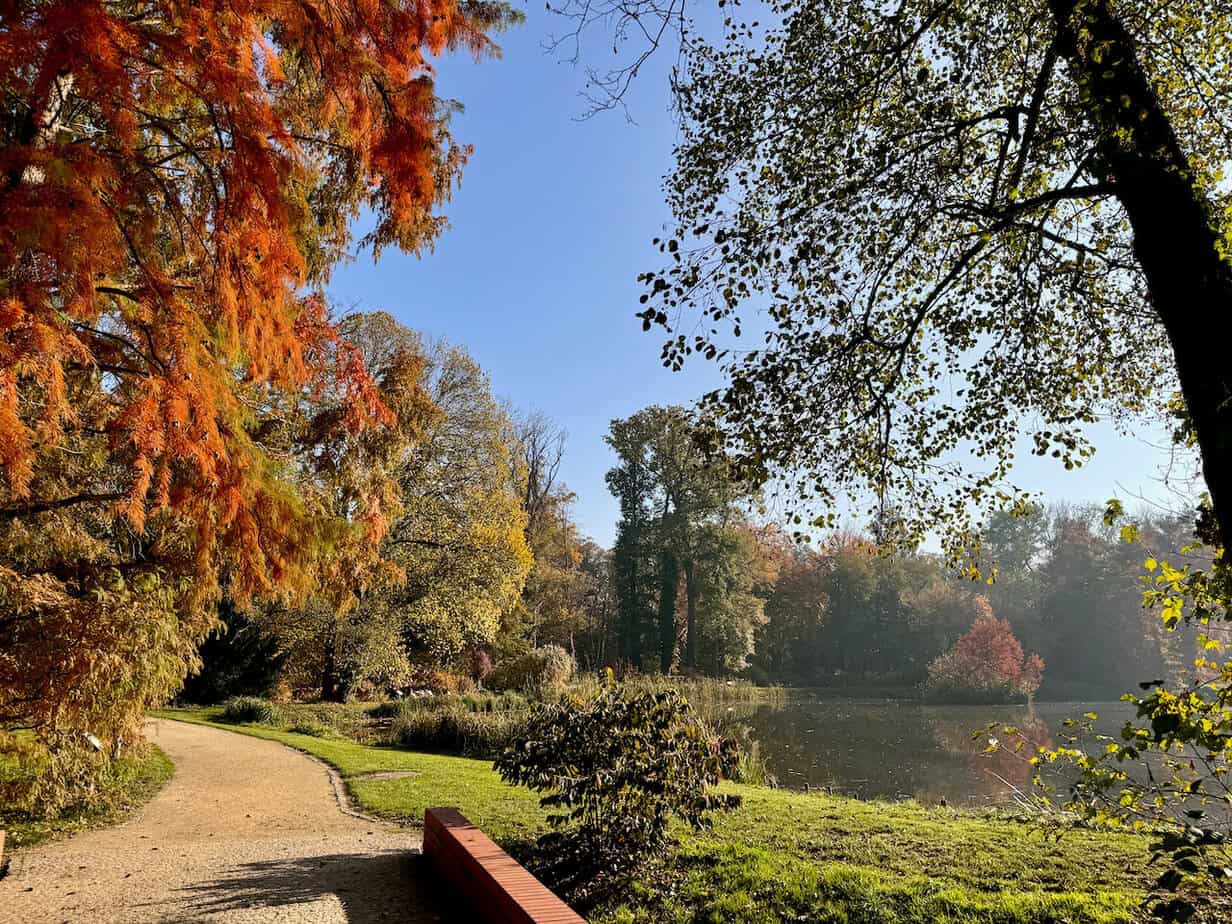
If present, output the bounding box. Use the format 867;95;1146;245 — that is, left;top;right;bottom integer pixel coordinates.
609;789;1147;924
156;706;1152;924
0;743;174;853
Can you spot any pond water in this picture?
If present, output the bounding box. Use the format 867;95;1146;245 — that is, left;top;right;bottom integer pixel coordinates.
705;696;1138;809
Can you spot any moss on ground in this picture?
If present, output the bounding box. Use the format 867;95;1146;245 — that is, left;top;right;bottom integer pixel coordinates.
156;706;1155;923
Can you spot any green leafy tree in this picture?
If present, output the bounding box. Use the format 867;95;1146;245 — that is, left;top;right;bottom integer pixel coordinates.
556;0;1232;554
605;406;749;672
293;311;441;699
377;336;534;665
606;415;660;669
259;324;532;698
381;337;532;665
689;522;774;674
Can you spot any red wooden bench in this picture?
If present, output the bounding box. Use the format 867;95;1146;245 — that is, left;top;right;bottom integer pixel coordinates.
423;807;585;923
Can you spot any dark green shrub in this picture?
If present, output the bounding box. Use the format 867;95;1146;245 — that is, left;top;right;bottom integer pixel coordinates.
180;603;285;704
220;695;280;725
495;684;741;884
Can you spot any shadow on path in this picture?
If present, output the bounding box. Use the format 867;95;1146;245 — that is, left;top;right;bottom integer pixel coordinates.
172;851;456;923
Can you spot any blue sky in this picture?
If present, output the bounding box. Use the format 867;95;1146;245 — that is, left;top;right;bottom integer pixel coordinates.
326;8;1184;547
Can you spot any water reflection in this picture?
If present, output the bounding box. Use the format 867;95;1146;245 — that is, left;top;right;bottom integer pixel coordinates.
705;697;1137;808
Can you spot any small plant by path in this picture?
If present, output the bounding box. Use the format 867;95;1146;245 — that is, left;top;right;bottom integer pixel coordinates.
0;744;173;853
496;685;740;904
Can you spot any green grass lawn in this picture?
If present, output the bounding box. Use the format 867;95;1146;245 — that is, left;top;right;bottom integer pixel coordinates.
0;741;174;852
156;706;1154;923
609;788;1148;924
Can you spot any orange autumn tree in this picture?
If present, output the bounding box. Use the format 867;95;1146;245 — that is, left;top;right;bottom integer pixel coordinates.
0;0;515;810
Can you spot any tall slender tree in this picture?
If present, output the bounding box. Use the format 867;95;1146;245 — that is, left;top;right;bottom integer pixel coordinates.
606;405;748;672
606;412;661;668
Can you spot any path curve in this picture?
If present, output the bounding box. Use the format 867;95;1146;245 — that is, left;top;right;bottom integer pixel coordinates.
1;719;452;923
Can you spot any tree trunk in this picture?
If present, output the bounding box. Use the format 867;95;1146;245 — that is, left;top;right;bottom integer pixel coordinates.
684;558;699;669
1049;0;1232;548
622;551;643;670
657;549;680;673
613;524;643;669
6;71;74;191
321;623;342;703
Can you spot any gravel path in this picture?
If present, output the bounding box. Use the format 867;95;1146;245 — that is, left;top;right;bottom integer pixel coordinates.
1;719;454;923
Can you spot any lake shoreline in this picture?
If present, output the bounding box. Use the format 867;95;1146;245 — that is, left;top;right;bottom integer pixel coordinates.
777;683;1135;706
165;688;1133;809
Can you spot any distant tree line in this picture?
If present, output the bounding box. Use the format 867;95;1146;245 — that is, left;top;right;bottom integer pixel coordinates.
584;409;1205;701
188;396;1207;706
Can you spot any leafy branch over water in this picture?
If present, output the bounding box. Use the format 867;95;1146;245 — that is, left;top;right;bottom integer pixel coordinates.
987;501;1232;922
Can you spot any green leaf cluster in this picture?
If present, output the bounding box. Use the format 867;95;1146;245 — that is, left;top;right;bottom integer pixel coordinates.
495;682;742;884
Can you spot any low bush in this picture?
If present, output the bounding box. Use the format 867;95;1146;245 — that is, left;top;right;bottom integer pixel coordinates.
488;644;575;694
366;699;407;719
418;670;475;695
219;695;280;725
369;691;531;733
569;672;785;705
0;740;174;846
496;683;741;896
458;690;528;713
273;702;375;740
390;706;527;758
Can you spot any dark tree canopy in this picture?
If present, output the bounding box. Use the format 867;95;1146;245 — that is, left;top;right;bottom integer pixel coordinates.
559;0;1232;553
